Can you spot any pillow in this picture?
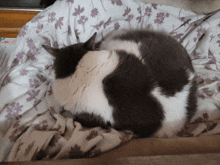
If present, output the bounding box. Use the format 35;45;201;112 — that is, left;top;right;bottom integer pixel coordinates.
136;0;220;14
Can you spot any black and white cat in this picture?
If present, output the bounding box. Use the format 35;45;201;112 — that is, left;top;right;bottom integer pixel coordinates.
42;29;197;138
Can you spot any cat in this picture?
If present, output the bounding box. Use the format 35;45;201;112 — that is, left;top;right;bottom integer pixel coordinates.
40;0;57;8
42;29;197;138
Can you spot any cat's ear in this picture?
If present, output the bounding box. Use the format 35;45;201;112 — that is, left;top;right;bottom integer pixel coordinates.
42;45;60;57
84;32;97;50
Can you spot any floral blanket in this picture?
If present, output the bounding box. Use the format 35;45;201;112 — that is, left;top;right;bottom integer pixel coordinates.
0;0;220;162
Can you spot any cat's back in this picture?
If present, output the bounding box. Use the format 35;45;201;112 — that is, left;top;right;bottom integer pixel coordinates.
99;30;195;95
99;30;197;137
100;30;193;70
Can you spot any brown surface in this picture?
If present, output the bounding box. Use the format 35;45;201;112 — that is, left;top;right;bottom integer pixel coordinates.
96;135;220;159
117;153;220;165
0;10;40;38
1;153;220;165
1;135;220;164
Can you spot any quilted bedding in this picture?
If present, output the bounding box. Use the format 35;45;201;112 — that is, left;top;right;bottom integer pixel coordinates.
0;0;220;162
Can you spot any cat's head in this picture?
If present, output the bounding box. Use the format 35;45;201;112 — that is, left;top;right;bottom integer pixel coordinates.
42;32;97;79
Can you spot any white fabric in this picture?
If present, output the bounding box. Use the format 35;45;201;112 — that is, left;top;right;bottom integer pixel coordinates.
0;0;220;162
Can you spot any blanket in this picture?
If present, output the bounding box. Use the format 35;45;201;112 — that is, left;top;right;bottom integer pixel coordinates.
0;0;220;162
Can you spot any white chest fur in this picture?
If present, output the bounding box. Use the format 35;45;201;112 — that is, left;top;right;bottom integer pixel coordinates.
53;50;119;124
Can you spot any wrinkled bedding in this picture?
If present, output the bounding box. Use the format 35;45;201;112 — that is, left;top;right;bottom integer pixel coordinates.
0;0;220;162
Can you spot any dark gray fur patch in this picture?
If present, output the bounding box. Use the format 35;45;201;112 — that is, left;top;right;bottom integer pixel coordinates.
102;50;164;137
112;30;194;96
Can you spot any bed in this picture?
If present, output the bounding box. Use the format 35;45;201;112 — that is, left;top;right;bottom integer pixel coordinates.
0;0;220;164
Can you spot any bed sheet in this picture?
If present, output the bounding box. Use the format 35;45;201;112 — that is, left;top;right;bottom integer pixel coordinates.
0;0;220;162
0;43;16;81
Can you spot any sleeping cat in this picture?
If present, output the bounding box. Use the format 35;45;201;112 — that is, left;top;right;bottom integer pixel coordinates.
42;30;197;138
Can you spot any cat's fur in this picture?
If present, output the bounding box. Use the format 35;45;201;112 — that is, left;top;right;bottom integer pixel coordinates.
40;0;57;8
43;30;197;138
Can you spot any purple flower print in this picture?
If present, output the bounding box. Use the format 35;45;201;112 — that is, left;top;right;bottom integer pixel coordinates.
29;79;40;89
191;50;201;60
126;15;134;22
18;25;28;37
42;36;51;46
217;34;220;47
146;23;152;29
20;69;28;76
78;16;88;25
111;0;122;6
36;74;47;82
204;64;213;70
173;33;184;41
193;37;197;42
26;38;40;56
45;65;53;76
154;13;164;24
136;7;142;23
53;41;59;48
26;90;40;102
91;21;104;30
151;4;158;9
91;8;98;17
114;22;120;30
179;17;185;22
31;15;44;23
55;17;64;30
33;99;41;111
217;40;220;47
1;75;11;88
66;0;74;4
36;23;43;34
196;27;206;38
197;92;205;99
37;23;43;30
5;102;23;119
16;51;25;61
137;6;141;14
207;51;216;64
74;29;80;40
27;39;36;51
68;25;72;35
32;49;40;56
26;51;36;61
9;58;19;70
213;77;220;82
73;5;84;16
104;17;111;28
154;12;169;25
48;12;56;23
145;7;152;16
92;19;112;30
210;34;215;42
136;16;142;23
195;75;204;85
123;7;131;17
193;27;206;42
202;88;214;97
